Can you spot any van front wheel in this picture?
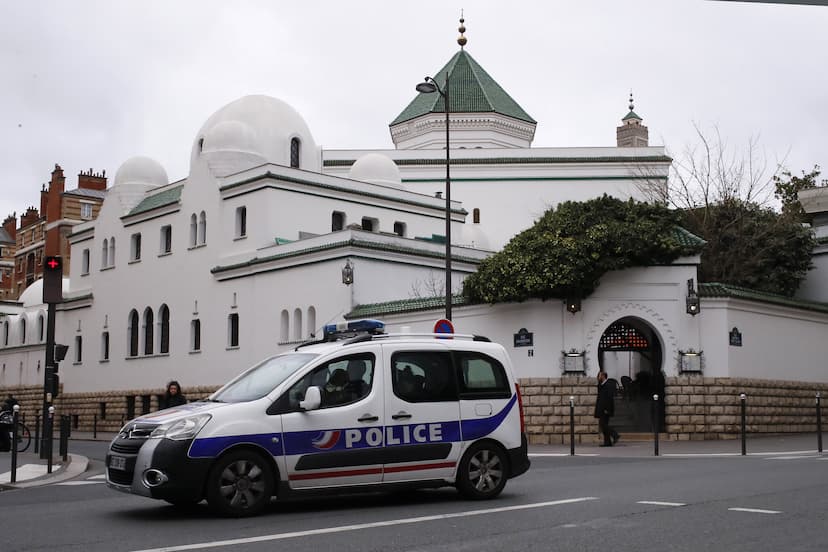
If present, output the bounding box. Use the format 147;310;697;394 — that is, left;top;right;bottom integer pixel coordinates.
206;451;274;517
456;442;507;500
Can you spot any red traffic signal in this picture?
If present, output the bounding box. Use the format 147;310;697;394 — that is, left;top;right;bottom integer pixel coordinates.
44;256;62;272
43;255;64;303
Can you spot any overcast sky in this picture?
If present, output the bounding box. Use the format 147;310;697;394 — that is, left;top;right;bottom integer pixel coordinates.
2;0;827;221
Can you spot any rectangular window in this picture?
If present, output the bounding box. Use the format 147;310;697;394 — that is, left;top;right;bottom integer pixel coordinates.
81;248;90;275
101;331;110;361
235;207;247;238
455;352;511;399
361;217;377;232
391;351;457;403
130;233;142;261
191;319;201;352
228;313;239;348
80;203;93;220
160;225;172;254
74;335;83;363
393;221;406;237
332;211;345;232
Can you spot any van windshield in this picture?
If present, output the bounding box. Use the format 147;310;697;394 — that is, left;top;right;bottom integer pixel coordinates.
210;353;318;403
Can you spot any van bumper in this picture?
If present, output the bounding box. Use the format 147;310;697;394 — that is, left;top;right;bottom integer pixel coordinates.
507;433;530;478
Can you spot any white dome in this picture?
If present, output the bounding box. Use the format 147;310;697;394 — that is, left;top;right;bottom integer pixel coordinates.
460;222;492;251
19;278;70;308
202;120;261;155
113;156;168;188
191;95;318;173
348;153;404;189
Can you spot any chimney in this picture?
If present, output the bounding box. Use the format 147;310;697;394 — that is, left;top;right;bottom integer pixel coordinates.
20;206;40;228
47;164;65;223
2;213;16;240
78;168;107;191
40;183;48;214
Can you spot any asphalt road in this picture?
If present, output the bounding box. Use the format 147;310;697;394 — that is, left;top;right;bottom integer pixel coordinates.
1;440;826;552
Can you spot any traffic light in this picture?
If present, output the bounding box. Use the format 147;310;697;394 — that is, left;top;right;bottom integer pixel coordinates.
43;255;63;303
54;343;68;362
46;367;60;398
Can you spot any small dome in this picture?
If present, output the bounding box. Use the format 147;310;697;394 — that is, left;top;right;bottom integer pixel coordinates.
202;120;261;155
191;95;318;173
460;222;492;251
348;153;404;189
18;278;70;308
113;156;168;188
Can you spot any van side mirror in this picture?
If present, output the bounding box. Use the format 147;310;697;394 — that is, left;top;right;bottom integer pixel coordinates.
299;386;322;411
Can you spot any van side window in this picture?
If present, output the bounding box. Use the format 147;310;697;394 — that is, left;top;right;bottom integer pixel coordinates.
391;351;457;403
276;354;375;412
455;352;511;399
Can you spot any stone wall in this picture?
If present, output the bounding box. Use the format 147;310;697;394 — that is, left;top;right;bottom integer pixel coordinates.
3;377;825;441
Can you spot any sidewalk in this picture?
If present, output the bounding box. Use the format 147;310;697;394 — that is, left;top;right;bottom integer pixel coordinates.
1;432;824;491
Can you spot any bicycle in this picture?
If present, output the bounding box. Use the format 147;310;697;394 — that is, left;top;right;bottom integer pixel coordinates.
0;411;31;453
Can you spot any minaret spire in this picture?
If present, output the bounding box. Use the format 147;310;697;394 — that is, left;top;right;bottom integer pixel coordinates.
457;11;467;49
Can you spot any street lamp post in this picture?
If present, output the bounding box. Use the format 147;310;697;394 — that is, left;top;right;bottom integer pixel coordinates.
416;75;452;320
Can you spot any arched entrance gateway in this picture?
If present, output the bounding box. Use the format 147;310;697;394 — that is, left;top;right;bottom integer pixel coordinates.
597;317;666;433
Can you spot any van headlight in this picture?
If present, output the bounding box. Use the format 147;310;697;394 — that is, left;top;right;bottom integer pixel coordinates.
149;414;211;441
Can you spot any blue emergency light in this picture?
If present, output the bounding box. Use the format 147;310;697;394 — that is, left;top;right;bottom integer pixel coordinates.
323;319;385;339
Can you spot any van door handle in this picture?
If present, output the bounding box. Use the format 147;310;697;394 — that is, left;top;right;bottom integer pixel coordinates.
391;412;412;420
358;414;379;423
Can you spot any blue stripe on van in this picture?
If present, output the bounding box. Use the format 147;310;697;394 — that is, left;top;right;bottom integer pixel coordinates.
460;394;516;441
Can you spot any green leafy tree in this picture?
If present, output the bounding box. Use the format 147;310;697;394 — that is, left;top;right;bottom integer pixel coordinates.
463;196;700;303
773;165;824;220
678;199;814;296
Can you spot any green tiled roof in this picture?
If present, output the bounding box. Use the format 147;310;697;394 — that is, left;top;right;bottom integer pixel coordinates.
391;50;535;126
699;282;828;314
672;226;706;249
126;185;183;216
346;295;474;319
622;110;642;121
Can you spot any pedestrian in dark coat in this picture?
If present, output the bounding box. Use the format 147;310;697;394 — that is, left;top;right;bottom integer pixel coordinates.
161;380;187;409
594;371;619;446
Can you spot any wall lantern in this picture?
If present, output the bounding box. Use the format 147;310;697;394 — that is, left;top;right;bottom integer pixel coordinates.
566;297;581;314
686;278;700;316
341;260;354;285
678;349;703;373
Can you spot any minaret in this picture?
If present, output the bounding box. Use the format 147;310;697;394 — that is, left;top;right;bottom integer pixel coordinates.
616;92;649;147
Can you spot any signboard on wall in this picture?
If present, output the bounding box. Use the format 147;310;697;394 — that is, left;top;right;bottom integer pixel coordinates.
729;327;742;347
513;328;533;347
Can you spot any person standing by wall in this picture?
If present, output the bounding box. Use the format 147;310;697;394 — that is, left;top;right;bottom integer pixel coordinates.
594;371;619;447
161;381;186;410
0;394;20;452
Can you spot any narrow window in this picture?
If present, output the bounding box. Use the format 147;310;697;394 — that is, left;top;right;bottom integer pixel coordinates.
19;318;26;345
280;310;289;342
130;233;142;261
81;203;93;220
293;308;303;341
143;308;154;355
393;221;406;237
102;239;109;268
190;319;201;352
189;214;197;247
306;306;316;339
198;211;207;245
158;304;170;354
101;331;110;361
128;310;139;357
473;208;481;224
74;335;83;363
235;207;247;238
290;137;301;168
228;313;239;348
332;211;345;232
82;248;90;274
160;225;172;254
37;315;44;342
109;237;115;266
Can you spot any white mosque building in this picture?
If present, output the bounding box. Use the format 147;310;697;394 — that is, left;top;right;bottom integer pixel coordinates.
2;26;826;441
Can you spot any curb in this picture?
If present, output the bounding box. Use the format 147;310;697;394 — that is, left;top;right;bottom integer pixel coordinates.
0;453;89;490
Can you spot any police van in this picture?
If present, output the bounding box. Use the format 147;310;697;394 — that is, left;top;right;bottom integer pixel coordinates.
106;320;530;516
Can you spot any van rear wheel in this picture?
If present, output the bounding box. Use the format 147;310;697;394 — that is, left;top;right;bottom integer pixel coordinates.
456;442;507;500
206;451;274;517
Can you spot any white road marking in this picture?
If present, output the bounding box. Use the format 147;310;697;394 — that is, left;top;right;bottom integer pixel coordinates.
637;500;686;507
529;453;599;457
766;455;821;460
128;497;599;552
88;473;106;480
0;464;49;483
728;507;781;515
663;450;816;458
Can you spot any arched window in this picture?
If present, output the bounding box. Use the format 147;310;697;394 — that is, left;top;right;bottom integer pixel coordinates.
19;318;26;345
280;310;289;342
102;239;109;268
190;319;201;352
198;211;207;245
290;137;301;168
189;214;197;247
37;314;44;342
158;304;170;354
109;237;116;267
293;308;303;341
128;310;139;357
143;307;154;355
227;313;239;348
306;306;316;339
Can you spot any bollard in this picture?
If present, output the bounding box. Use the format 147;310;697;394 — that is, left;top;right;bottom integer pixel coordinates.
569;396;575;456
817;393;823;454
93;413;98;440
34;413;40;455
653;394;660;456
47;406;55;474
740;393;747;456
10;405;20;484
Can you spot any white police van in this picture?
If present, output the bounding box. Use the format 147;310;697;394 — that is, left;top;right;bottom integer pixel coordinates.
106;320;530;516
